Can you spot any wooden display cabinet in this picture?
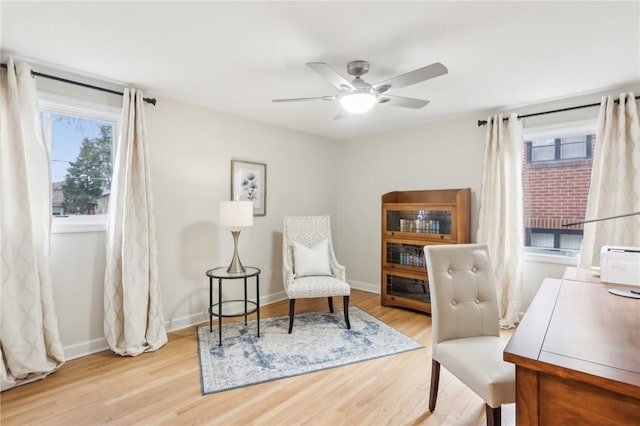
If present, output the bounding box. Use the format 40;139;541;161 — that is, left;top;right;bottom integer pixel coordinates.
381;188;471;313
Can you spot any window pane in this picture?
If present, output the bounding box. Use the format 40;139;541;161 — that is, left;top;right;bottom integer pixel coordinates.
531;138;555;161
560;135;584;144
560;233;583;250
47;114;113;217
531;138;555;147
560;135;587;159
530;232;554;248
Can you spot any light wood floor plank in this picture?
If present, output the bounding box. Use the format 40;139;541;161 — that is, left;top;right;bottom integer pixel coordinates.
1;290;514;425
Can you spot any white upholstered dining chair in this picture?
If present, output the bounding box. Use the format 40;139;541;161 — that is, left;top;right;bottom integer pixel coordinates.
282;215;351;333
424;243;515;426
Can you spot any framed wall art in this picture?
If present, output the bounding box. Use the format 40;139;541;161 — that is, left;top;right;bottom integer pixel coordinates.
231;160;266;216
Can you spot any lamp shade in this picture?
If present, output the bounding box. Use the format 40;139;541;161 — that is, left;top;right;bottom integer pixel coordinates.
219;201;254;227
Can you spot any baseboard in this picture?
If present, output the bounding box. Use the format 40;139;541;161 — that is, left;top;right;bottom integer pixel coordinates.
165;311;209;332
62;287;377;360
63;291;290;359
261;290;288;305
349;279;379;294
64;337;110;360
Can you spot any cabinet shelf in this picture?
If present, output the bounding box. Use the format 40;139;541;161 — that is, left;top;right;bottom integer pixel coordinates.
381;189;470;314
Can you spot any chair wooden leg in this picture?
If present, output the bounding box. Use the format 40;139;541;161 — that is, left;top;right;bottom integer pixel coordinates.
429;359;440;412
327;297;334;313
288;299;296;334
485;404;501;426
343;296;351;329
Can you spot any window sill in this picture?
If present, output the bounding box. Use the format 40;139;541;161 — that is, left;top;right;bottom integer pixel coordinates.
525;158;592;169
52;216;107;234
523;249;579;266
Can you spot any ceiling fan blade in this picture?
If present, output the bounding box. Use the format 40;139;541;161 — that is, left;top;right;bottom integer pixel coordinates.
379;95;430;109
272;96;335;103
307;62;355;90
374;62;448;91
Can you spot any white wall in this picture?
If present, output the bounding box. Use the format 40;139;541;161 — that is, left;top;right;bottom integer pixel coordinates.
48;91;339;358
335;116;486;291
51;232;107;356
145;98;339;329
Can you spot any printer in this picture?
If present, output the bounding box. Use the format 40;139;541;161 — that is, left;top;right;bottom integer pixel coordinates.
600;246;640;286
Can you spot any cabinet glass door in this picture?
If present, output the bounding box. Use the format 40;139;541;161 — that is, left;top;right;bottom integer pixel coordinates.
384;205;456;240
384;271;430;303
384;241;426;269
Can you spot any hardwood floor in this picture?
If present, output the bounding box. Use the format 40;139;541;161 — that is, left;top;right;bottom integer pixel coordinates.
1;290;514;425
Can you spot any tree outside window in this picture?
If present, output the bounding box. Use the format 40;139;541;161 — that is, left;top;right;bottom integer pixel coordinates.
61;124;112;215
40;99;119;228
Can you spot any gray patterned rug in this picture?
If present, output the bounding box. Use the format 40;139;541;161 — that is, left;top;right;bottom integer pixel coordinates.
197;307;423;395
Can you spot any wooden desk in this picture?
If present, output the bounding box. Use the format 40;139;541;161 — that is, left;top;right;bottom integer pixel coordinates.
504;277;640;425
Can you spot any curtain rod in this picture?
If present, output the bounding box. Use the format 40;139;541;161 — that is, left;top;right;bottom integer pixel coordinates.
477;94;640;127
1;63;156;105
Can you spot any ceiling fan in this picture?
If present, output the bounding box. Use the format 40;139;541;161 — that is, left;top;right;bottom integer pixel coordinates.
272;60;448;118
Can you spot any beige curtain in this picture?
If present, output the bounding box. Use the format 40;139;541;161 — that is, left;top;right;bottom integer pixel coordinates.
477;113;524;328
0;59;65;390
104;88;167;356
579;93;640;268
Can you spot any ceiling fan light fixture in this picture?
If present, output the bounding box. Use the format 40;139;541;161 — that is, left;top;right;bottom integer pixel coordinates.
339;90;378;114
273;60;446;117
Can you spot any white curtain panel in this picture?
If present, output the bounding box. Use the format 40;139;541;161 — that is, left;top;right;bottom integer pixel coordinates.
104;88;167;356
477;113;524;328
579;93;640;268
0;59;65;390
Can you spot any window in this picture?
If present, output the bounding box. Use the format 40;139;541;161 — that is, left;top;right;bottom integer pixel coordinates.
527;134;592;163
39;94;121;233
522;120;596;255
526;228;584;250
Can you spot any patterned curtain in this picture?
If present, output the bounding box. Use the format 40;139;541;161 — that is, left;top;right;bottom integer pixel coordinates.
0;59;65;390
579;93;640;268
477;113;524;328
103;88;167;356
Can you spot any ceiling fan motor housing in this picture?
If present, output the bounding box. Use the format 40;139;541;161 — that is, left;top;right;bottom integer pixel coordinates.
347;60;369;77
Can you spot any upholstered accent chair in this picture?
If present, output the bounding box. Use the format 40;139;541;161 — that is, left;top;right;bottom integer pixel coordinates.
424;243;515;426
282;215;351;333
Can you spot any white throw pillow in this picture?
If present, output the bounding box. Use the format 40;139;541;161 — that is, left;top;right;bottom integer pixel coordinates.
292;239;332;277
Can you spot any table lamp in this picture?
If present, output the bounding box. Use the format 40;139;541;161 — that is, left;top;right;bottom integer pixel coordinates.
219;200;254;273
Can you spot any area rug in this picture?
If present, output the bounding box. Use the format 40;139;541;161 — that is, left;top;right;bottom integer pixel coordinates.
197;307;423;395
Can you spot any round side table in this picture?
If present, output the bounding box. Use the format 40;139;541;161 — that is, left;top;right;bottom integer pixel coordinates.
205;266;261;346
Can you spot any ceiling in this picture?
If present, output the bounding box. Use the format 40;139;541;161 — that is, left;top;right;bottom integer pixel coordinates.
2;1;639;140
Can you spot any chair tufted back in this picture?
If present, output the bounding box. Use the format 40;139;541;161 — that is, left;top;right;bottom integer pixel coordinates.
424;244;500;345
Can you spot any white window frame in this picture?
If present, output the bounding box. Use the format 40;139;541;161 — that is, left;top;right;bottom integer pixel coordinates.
522;118;597;265
39;92;121;234
524;119;597;142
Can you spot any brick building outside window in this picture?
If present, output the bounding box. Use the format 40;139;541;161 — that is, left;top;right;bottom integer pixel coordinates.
522;122;596;252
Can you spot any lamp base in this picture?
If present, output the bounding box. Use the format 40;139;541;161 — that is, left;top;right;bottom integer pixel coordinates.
227;229;246;274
